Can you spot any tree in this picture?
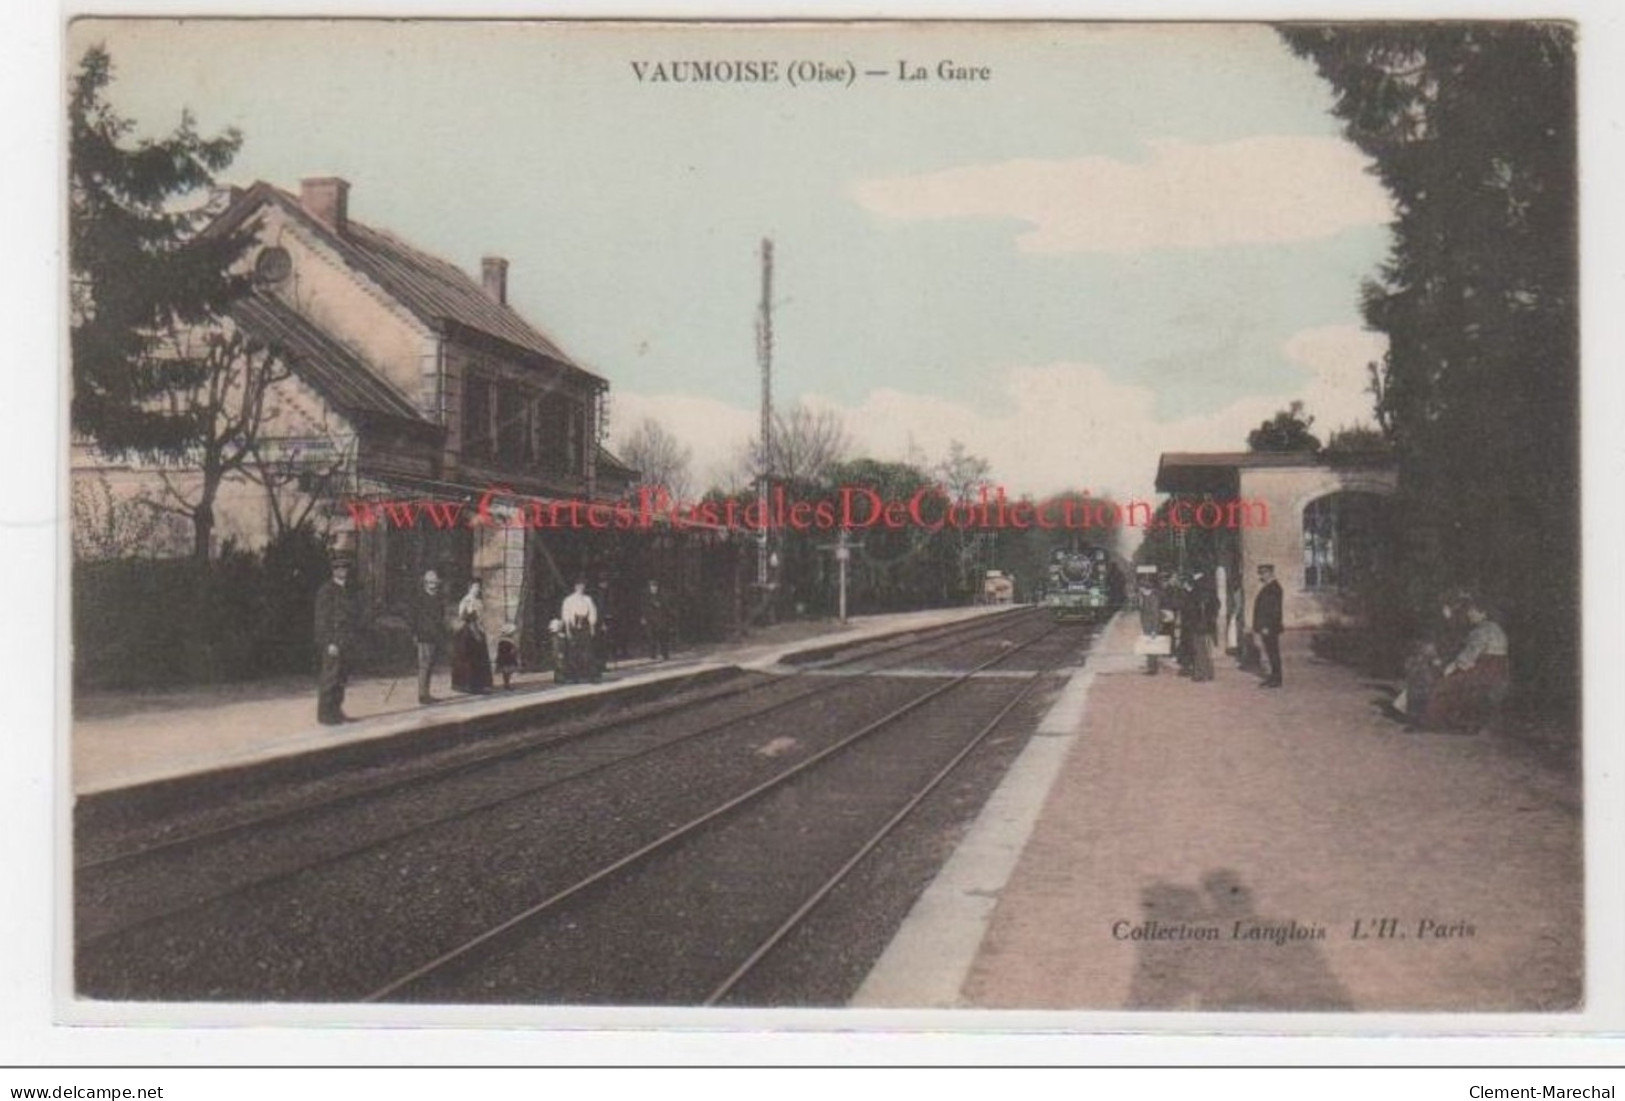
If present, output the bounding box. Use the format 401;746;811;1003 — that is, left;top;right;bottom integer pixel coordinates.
736;402;852;486
1133;496;1220;581
69;45;263;559
1246;401;1322;453
146;320;300;559
69;471;190;560
618;416;694;502
933;440;996;599
1324;424;1391;455
246;407;356;540
933;439;992;502
1280;24;1578;710
825;456;957;610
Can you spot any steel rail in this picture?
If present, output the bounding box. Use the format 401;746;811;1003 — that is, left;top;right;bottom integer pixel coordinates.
77;606;1037;874
359;619;1063;1003
77;611;1051;948
703;641;1068;1004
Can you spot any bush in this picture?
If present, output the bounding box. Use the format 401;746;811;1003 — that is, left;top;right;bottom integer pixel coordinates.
72;525;334;691
73;556;197;689
257;524;329;673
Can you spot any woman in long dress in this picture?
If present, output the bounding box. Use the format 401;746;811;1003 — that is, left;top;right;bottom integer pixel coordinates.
450;580;493;694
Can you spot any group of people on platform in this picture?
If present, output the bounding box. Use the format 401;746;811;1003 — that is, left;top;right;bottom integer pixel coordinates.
314;549;1509;732
311;554;677;725
403;572;517;700
547;577;675;683
1132;563;1508;733
1135;566;1253;686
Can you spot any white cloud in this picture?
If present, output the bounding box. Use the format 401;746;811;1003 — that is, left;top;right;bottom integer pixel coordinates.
851;137;1393;254
1282;324;1388;436
617;325;1386;514
608;391;757;494
830;364;1255;506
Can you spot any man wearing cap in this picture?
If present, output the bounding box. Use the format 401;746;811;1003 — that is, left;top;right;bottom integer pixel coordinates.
642;578;674;662
1136;573;1163;675
1189;571;1218;683
1252;563;1284;688
314;553;358;724
409;569;447;704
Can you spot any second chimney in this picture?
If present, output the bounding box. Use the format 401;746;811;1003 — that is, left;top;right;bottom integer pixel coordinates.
299;176;350;235
481;256;509;305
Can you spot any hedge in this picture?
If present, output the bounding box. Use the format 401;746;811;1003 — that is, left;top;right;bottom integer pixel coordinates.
73;526;331;691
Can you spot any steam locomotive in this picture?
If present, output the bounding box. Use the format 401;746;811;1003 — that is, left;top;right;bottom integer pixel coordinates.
1039;546;1123;623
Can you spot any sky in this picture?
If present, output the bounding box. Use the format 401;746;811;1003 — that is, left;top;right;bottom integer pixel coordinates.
68;18;1394;505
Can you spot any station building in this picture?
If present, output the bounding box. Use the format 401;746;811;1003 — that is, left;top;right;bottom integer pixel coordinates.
71;176;737;663
1154;450;1398;633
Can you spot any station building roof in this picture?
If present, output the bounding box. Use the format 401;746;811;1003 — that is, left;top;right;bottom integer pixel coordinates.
1155;450;1393;495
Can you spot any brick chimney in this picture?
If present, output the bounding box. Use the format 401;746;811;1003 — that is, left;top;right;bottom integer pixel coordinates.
299;177;350;234
481;256;509;305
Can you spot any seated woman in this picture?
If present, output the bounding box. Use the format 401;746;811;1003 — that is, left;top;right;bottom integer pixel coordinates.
1417;598;1509;732
1392;639;1441;722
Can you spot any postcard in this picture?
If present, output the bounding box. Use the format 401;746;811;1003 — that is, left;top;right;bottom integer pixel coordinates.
50;11;1618;1049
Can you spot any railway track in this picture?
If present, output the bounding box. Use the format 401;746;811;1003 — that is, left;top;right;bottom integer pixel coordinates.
371;621;1077;1005
76;605;1035;869
75;608;1094;1003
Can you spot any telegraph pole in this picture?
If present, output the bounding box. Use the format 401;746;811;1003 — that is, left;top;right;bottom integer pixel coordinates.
756;238;774;590
818;527;861;625
836;527;851;624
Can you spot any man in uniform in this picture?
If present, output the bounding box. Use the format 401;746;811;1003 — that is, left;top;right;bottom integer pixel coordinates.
1136;573;1163;675
1189;571;1218;683
642;578;675;661
409;569;447;704
1167;575;1193;676
1252;563;1285;688
314;552;358;724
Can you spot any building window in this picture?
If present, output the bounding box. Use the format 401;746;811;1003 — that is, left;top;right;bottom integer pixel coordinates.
497;386;533;466
1302;491;1387;591
538;392;584;475
462;374;494;460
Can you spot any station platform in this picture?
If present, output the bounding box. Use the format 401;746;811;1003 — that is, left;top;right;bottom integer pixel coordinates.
69;603;1583;1015
856;611;1584;1014
69;603;1016;797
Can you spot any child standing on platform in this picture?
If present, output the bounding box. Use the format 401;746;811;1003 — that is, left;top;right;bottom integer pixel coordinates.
495;622;521;690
